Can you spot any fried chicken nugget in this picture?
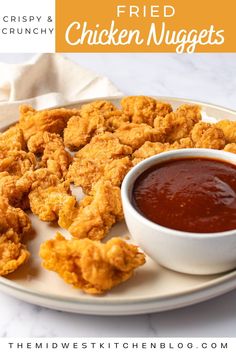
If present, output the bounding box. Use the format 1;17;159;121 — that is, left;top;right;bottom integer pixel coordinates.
64;101;129;150
27;169;76;222
154;104;201;143
0;172;29;209
0;126;26;151
0;229;29;276
40;233;145;294
0;149;36;177
59;180;123;240
1;167;60;210
68;133;132;193
190;122;226;149
0;195;31;276
215;120;236;143
224;143;236;154
29;183;76;222
19;105;80;141
28;132;71;178
80;100;130;131
121;96;172;126
0;197;31;235
132;138;193;165
0;169;58;211
9;168;75;224
114;123;165;151
64;114;105;151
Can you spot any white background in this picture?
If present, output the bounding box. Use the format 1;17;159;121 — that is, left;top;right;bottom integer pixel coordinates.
0;53;236;337
0;0;54;52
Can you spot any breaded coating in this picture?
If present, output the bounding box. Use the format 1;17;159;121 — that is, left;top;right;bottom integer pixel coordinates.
64;101;129;150
100;157;132;186
0;229;29;276
25;168;61;191
68;133;132;193
190;122;226;149
105;111;130;132
81;100;117;117
64;114;105;150
23;168;76;222
114;123;165;151
19;105;80;140
59;180;123;240
132;138;193;165
121;96;172;126
0;172;30;209
0;197;31;235
133;142;171;165
28;132;71;178
29;182;76;222
224;143;236;154
0;126;26;151
0;194;31;277
0;168;58;211
80;101;129;132
154;104;201;143
215;120;236;143
69;156;132;194
80;100;129;131
40;233;145;294
0;149;36;176
0;169;57;210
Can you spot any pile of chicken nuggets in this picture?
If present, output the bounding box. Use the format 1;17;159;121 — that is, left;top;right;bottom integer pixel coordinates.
0;96;235;295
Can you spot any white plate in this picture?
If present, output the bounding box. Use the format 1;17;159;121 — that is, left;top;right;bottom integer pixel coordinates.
1;96;236;316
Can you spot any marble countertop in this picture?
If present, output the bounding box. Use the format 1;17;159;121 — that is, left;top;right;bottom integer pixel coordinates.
0;53;236;337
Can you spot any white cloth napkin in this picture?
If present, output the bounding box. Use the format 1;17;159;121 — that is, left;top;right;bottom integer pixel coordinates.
0;54;122;121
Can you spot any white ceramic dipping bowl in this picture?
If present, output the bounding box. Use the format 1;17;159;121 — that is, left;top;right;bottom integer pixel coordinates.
121;149;236;275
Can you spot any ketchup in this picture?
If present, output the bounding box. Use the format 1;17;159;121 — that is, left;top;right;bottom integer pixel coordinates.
132;158;236;233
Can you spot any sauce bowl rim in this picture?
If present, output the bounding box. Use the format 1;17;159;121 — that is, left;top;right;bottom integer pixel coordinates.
121;148;236;239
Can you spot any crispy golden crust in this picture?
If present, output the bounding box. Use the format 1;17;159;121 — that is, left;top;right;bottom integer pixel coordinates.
29;183;75;222
25;169;76;222
121;96;172;126
40;233;145;294
0;172;29;209
28;132;71;178
59;180;123;240
19;105;80;140
69;156;132;194
132;138;193;165
114;123;165;151
154;104;201;143
68;133;132;193
80;100;129;131
81;100;117;117
0;169;55;210
190;122;226;149
224;143;236;154
0;197;31;235
0;126;26;151
132;142;171;165
64;101;129;150
0;149;36;177
0;197;31;276
64;114;105;150
0;229;29;276
215;120;236;144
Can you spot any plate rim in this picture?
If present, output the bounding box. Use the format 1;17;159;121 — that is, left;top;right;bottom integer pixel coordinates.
1;266;236;306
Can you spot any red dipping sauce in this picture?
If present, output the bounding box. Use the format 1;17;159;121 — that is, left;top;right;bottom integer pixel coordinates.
132;158;236;233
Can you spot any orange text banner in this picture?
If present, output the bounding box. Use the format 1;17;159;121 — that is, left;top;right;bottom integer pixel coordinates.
56;0;236;53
